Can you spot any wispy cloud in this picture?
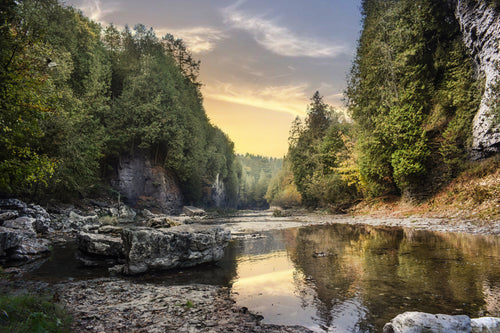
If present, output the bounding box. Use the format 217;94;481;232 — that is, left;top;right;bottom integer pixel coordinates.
76;0;117;24
203;82;310;116
155;27;228;54
222;2;346;58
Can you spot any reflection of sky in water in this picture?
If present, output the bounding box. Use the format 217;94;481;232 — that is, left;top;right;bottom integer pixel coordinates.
232;252;322;330
232;251;370;332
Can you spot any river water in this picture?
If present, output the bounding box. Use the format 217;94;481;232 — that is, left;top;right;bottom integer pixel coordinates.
29;223;500;332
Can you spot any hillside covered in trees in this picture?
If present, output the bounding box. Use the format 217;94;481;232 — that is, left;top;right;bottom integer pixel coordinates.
0;0;239;206
237;154;281;209
268;0;499;212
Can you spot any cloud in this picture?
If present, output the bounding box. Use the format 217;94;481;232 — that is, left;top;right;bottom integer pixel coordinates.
155;27;228;54
76;0;117;23
222;2;346;58
203;82;310;116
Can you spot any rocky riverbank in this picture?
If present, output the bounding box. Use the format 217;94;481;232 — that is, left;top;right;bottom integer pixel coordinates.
221;209;500;236
53;278;313;333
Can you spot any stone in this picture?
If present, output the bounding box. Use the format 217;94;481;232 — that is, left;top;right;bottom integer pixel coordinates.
11;236;50;260
98;225;123;235
383;312;471;333
68;211;99;229
145;216;179;228
0;226;22;257
471;317;500;333
183;206;206;217
0;210;19;222
0;226;50;261
121;225;231;274
0;198;27;210
2;217;36;235
117;205;136;222
77;232;124;258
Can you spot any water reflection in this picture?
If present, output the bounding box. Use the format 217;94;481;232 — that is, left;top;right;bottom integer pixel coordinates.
231;224;500;332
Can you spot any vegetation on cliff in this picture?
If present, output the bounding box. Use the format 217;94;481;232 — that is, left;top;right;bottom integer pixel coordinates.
0;0;239;205
268;0;492;211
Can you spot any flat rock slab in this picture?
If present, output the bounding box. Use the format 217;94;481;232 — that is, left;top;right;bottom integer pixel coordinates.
183;206;206;216
56;278;312;333
122;225;230;274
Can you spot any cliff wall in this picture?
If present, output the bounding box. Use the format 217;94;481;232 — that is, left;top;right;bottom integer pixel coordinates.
453;0;500;158
111;153;183;214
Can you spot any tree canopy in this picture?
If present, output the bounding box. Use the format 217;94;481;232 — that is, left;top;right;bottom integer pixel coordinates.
0;0;239;206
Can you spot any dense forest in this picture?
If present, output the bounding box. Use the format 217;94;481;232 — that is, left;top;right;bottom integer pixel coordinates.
237;154;281;209
1;0;498;211
0;0;239;205
268;0;498;209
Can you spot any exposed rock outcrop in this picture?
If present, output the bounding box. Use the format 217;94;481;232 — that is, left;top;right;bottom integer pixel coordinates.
453;0;500;158
0;199;52;262
112;153;183;214
383;311;500;333
121;225;231;275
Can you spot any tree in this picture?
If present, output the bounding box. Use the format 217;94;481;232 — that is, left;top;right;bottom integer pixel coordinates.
287;92;357;207
346;0;482;200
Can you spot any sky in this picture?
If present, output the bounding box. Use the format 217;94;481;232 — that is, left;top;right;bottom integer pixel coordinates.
65;0;362;157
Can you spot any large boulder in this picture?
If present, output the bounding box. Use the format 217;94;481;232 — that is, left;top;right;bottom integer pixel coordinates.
121;225;231;275
0;226;50;261
383;312;471;333
471;317;500;333
77;232;124;258
383;312;500;333
0;199;53;262
2;216;36;234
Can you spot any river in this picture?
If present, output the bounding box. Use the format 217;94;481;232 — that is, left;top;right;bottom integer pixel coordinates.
27;222;500;332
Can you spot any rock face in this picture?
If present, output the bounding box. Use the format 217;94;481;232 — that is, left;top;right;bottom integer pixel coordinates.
121;225;231;275
453;0;500;158
383;312;500;333
111;153;183;214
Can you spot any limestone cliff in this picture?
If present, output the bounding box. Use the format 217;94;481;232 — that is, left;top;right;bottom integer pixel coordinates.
111;153;183;214
452;0;500;158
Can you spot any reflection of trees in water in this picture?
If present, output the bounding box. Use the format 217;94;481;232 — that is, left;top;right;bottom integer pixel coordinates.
483;280;500;316
287;224;500;332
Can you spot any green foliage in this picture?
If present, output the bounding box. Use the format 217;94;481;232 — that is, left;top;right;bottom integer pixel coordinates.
237;154;282;209
0;2;57;194
285;92;359;207
0;293;71;332
347;0;483;199
265;157;302;208
0;0;239;205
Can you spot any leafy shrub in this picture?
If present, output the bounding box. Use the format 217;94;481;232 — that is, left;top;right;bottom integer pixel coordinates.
0;293;71;332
